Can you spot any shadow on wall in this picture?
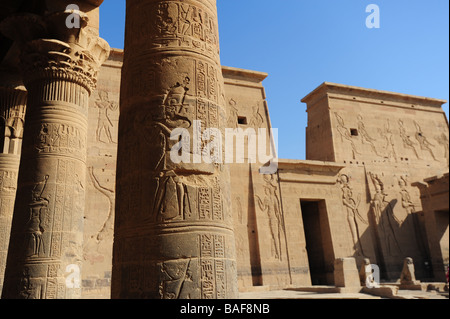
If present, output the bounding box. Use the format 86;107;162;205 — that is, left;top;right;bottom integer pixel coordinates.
353;199;434;282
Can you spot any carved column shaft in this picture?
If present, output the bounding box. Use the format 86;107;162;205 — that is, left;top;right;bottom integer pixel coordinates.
112;0;238;299
1;5;109;299
0;78;27;294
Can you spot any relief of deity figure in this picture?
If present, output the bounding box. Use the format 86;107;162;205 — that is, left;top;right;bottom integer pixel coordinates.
378;120;397;162
398;176;415;225
227;99;239;129
25;175;49;257
249;104;264;128
368;172;402;257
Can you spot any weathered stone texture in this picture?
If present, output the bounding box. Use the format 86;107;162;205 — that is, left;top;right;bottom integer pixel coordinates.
0;73;26;295
0;2;109;299
111;0;238;299
0;3;447;299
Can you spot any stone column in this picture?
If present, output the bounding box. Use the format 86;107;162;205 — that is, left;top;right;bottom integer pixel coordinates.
0;74;27;294
0;3;109;299
112;0;239;299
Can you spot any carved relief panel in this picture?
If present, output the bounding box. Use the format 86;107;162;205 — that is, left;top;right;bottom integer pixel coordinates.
365;168;429;279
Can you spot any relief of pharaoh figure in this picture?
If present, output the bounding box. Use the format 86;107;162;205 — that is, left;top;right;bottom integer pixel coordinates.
142;76;192;172
255;175;284;261
95;91;118;144
398;120;420;159
338;174;366;256
357;115;380;156
334;113;359;157
378;120;397;162
414;121;436;160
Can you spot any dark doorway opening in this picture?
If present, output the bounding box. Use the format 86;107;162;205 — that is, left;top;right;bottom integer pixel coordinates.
300;200;334;286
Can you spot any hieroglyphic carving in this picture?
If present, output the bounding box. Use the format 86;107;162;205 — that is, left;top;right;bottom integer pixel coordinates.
198;186;213;220
413;121;436;160
338;174;367;256
128;1;219;57
147;174;223;223
334;113;359;157
0;4;109;299
94;91;118;144
196;61;218;103
158;259;192;299
255;174;284;261
114;0;237;299
398;120;420;159
35;123;86;158
199;234;227;299
212;177;223;221
0;171;17;194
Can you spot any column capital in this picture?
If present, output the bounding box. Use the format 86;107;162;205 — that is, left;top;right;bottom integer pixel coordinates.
0;70;27;151
0;10;110;94
20;35;109;94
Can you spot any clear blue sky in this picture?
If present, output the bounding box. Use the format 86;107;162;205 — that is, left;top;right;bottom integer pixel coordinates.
99;0;449;160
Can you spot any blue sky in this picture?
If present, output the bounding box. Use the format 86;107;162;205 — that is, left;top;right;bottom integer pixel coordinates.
99;0;449;160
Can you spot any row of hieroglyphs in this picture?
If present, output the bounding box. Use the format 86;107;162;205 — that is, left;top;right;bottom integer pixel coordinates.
0;171;17;194
34;123;86;158
334;112;449;162
126;1;219;56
